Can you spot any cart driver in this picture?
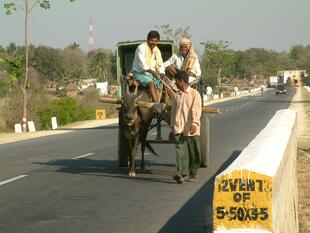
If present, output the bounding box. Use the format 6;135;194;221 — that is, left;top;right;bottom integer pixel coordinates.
132;30;165;102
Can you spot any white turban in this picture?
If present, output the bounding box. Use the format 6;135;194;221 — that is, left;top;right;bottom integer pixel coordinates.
179;37;192;46
178;38;197;73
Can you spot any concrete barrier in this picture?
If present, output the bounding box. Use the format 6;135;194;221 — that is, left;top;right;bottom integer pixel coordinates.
213;109;298;233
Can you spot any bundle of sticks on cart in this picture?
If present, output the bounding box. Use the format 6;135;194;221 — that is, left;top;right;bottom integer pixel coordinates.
99;76;220;114
99;96;219;113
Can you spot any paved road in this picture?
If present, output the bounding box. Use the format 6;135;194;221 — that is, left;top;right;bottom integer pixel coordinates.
0;88;294;233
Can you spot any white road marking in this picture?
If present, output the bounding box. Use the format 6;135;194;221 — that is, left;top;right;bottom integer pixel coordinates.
0;175;28;186
151;132;157;136
72;153;94;160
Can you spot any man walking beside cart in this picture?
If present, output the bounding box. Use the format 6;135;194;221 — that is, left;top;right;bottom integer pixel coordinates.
170;70;202;184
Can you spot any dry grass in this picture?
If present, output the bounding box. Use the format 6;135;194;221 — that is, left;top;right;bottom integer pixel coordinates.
297;147;310;233
295;87;310;232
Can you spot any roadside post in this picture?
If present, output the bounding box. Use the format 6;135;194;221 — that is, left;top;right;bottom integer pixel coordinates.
14;124;22;133
27;121;36;133
51;117;58;130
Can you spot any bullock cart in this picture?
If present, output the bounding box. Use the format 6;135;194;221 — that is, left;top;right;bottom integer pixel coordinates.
100;40;218;175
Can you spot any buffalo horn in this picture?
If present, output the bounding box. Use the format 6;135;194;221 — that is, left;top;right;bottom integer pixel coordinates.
133;85;138;95
126;85;130;95
136;101;155;108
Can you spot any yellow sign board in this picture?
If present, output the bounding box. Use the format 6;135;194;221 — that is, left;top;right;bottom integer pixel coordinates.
213;170;272;231
96;109;106;119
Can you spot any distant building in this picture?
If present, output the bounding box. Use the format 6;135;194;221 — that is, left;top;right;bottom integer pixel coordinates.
78;78;96;91
268;76;278;87
96;82;108;96
65;83;79;97
277;70;305;87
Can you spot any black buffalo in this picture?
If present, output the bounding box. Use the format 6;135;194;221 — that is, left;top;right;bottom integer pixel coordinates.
119;85;157;177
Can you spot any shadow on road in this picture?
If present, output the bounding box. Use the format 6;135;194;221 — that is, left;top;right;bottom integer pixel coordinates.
32;157;175;184
32;149;242;232
58;125;119;131
158;150;241;233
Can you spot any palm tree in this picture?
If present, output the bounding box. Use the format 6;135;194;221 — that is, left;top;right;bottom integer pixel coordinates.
88;51;112;82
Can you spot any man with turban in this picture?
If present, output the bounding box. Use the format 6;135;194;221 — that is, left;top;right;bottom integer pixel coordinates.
164;37;201;84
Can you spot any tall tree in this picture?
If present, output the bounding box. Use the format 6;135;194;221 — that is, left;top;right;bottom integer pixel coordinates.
66;42;81;50
88;49;114;82
201;40;236;92
237;48;269;78
62;48;87;82
290;45;307;69
155;24;191;50
30;45;65;83
3;0;74;132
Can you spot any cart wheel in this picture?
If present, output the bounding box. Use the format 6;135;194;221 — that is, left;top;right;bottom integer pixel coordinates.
200;113;210;168
118;112;129;167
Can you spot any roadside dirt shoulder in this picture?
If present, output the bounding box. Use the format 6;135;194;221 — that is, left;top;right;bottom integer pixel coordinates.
289;87;310;232
0;118;118;145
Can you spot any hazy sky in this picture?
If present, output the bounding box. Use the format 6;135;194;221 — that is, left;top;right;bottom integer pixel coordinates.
1;0;309;54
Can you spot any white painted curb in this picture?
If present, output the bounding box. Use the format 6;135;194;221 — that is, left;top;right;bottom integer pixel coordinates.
213;109;298;233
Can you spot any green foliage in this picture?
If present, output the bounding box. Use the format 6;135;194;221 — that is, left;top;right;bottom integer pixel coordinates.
3;0;75;14
38;97;94;129
3;2;16;14
290;45;310;72
30;45;87;84
3;0;76;131
0;79;10;97
62;48;87;81
199;42;310;85
0;87;23;131
66;42;80;50
87;49;114;82
201;40;236;88
5;42;24;57
0;68;48;131
1;44;118;86
0;57;24;82
202;40;236;70
39;0;51;9
290;45;307;68
30;46;65;82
